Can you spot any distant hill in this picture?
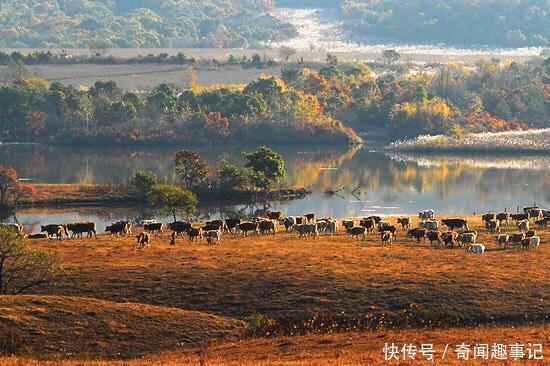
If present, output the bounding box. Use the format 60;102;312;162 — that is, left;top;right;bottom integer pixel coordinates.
0;0;296;48
279;0;548;48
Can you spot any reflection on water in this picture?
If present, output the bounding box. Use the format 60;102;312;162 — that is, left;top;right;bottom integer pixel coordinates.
1;143;548;229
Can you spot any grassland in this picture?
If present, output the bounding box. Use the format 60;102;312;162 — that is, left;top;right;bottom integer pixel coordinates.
0;214;547;364
20;184;139;206
2;64;282;89
387;129;550;153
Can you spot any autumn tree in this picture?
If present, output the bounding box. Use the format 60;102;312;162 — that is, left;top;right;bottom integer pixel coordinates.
147;184;197;222
174;150;210;190
0;227;63;294
0;167;35;210
25;110;46;136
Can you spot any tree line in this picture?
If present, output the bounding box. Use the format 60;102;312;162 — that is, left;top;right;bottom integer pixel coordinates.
0;56;547;143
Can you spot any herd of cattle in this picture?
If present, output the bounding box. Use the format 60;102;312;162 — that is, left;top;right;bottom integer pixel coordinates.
1;206;547;252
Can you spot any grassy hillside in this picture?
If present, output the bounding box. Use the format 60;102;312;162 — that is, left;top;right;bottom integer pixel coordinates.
0;0;295;48
28;215;549;331
0;295;244;359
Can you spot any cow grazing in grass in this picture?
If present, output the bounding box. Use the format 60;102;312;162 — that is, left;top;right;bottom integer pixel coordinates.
304;213;315;223
426;230;442;246
136;232;150;247
397;217;410;230
496;212;510;226
525;230;537;238
267;211;284;220
342;220;355;231
366;216;382;224
106;221;131;237
495;234;510;249
205;230;221;245
359;218;375;233
187;227;202;242
441;218;469;231
407;228;427;243
378;224;397;239
457;232;477;247
259;220;276;235
381;231;394;245
467;243;485;254
41;224;64;239
482;213;496;223
347;226;366;240
326;219;339;235
535;217;548;229
237;222;258;237
67;222;97;239
418;210;435;221
509;233;526;246
224;218;241;234
168;221;191;237
517;219;529;232
510;213;528;222
144;222;163;237
206;220;227;233
442;231;458;248
294;223;318;239
419;220;438;231
485;220;499;234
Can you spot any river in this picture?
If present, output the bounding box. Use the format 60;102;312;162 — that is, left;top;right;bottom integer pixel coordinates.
1;143;548;233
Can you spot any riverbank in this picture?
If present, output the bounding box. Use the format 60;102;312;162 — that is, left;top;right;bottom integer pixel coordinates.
18;184;311;207
386;129;550;153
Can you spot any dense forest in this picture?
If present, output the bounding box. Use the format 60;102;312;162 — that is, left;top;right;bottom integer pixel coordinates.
338;0;549;48
0;0;295;48
281;0;549;48
0;57;547;145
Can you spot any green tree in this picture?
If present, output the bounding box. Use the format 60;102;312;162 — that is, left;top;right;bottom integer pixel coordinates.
147;184;197;222
382;49;401;65
243;146;285;190
174;150;210;190
0;227;63;294
279;46;297;62
217;160;248;190
130;171;158;195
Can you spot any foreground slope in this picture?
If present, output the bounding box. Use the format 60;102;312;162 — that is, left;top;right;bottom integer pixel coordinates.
1;326;547;365
0;296;244;359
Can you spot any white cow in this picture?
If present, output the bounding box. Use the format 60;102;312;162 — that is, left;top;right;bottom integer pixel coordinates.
517;219;530;232
418;209;435;221
419;220;438;231
529;236;540;250
205;230;221;245
467;243;485;254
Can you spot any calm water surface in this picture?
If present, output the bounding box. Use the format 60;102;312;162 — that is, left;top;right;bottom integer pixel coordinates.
1;143;548;232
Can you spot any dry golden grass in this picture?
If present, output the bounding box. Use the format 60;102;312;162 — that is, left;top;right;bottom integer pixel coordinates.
21;184;137;205
0;326;547;365
0;295;244;359
2;214;548;363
